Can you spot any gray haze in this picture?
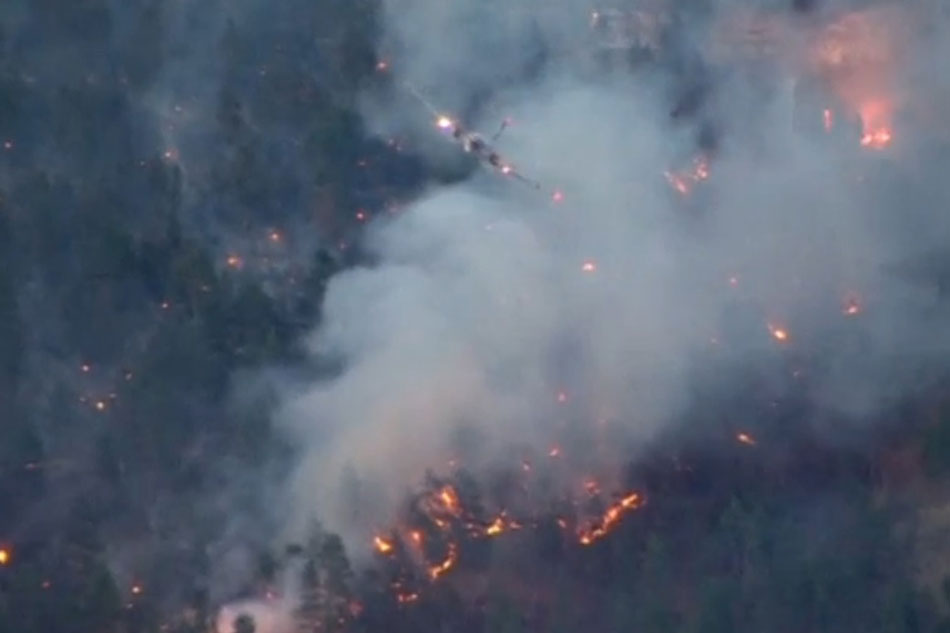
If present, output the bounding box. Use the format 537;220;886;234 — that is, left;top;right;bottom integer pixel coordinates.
271;0;950;559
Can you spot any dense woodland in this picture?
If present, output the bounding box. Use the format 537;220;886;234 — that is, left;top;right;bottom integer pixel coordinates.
3;2;950;633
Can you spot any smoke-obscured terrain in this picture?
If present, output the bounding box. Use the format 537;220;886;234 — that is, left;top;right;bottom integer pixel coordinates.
5;1;950;633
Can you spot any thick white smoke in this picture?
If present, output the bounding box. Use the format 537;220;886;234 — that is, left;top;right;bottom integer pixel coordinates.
271;0;950;550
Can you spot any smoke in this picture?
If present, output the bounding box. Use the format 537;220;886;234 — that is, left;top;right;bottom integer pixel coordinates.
216;598;297;633
267;0;950;555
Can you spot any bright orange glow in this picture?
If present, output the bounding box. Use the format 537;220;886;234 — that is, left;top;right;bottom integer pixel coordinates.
0;548;9;565
736;432;756;446
436;116;453;130
428;543;457;580
843;293;862;316
665;155;709;196
858;100;893;150
485;517;505;536
373;535;395;555
226;255;242;269
438;486;459;513
768;323;789;342
577;492;643;546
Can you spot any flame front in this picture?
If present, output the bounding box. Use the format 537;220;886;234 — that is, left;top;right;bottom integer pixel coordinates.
578;492;644;546
373;535;395;555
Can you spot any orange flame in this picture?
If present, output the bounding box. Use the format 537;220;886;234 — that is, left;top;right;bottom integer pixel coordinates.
736;432;756;446
843;293;862;316
768;323;789;342
373;535;395;555
428;542;457;580
578;492;643;546
664;155;710;196
0;548;9;565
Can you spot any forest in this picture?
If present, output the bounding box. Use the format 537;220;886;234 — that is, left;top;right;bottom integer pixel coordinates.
3;1;950;633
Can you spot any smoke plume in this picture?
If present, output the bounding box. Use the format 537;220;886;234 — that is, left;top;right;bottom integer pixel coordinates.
271;0;950;561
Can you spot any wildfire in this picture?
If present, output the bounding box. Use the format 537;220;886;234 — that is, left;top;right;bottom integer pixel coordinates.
736;432;757;446
428;543;457;580
552;189;564;203
373;535;395;555
436;116;453;130
860;126;892;149
843;293;862;316
438;486;460;514
581;260;597;273
664;155;709;196
480;513;524;538
577;492;644;546
0;548;9;565
768;323;789;342
226;255;242;269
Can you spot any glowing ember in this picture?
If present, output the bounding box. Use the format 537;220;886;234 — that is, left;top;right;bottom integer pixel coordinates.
355;210;367;222
843;293;862;316
131;584;143;595
375;60;389;72
485;517;505;536
80;363;91;373
736;432;757;446
373;535;395;555
860;127;892;149
768;324;789;342
438;486;460;513
226;255;242;269
581;260;597;273
665;155;709;196
95;400;107;411
578;492;643;545
500;165;512;175
269;231;282;242
436;116;453;130
0;548;9;565
428;543;457;579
